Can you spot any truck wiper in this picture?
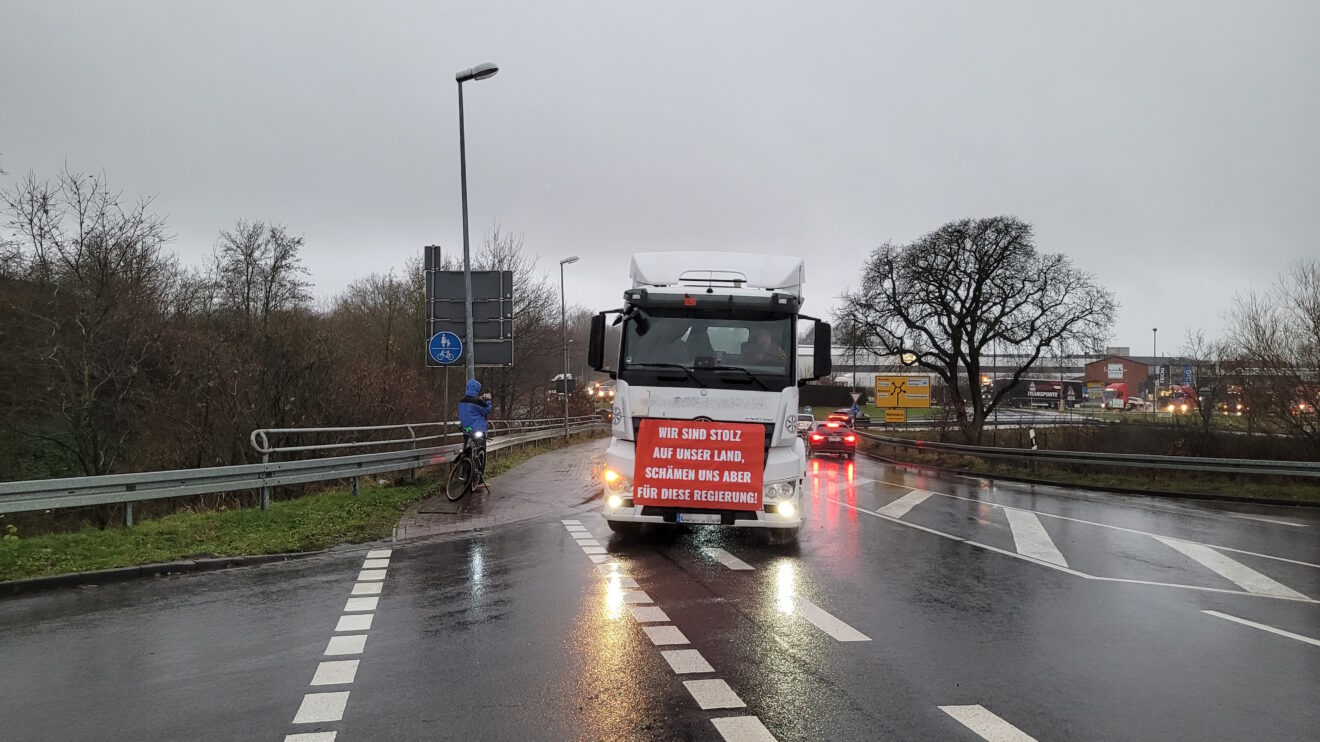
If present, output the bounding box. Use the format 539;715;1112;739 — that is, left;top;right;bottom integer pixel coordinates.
704;365;770;391
626;362;706;387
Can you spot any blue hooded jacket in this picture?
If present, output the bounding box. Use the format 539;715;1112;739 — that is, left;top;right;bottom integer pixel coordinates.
457;379;492;434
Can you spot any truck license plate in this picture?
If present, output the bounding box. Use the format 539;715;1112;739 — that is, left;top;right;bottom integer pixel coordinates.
677;513;721;525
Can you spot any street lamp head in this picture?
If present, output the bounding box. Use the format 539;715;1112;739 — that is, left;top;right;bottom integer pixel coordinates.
456;62;500;83
561;256;580;265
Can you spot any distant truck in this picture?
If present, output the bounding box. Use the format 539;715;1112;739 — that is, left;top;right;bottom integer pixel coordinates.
1159;384;1198;414
990;378;1083;409
1102;382;1129;410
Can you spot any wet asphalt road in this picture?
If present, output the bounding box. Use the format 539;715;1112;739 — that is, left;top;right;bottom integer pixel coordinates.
3;452;1319;741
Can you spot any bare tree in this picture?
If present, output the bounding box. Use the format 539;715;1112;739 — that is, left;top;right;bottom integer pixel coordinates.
1227;260;1320;447
837;216;1116;441
212;220;311;329
1180;329;1233;435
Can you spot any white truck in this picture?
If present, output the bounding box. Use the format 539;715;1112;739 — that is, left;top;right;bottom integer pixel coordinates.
586;252;832;542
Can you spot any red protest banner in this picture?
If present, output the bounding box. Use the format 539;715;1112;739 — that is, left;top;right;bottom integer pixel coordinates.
633;420;765;511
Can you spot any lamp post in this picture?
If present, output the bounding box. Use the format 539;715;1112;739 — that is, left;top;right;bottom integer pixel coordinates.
455;62;499;380
1152;326;1158;402
560;256;579;439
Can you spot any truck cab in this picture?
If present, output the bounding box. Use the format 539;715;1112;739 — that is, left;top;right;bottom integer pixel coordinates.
587;252;832;541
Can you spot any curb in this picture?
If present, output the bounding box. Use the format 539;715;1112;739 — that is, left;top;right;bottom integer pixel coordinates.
0;550;324;598
860;450;1320;509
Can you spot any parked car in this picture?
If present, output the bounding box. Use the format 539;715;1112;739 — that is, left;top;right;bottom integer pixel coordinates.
806;420;857;459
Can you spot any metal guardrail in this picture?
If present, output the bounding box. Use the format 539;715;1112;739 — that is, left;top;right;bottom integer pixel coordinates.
857;430;1320;478
0;416;607;523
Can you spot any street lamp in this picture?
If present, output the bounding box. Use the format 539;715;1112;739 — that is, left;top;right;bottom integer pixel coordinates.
560;256;579;439
1152;326;1158;402
455;61;499;380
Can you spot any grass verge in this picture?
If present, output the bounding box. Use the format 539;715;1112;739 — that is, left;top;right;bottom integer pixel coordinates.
0;431;604;583
861;442;1320;504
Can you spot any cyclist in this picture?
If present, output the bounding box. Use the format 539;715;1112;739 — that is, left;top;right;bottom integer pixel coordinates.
457;378;492;443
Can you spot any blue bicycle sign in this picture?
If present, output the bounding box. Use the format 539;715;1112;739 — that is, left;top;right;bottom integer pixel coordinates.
428;331;463;365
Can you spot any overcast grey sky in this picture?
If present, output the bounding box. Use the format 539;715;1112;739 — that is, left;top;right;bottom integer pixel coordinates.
3;1;1317;351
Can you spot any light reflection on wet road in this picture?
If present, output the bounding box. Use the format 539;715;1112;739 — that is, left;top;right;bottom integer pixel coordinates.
2;452;1319;741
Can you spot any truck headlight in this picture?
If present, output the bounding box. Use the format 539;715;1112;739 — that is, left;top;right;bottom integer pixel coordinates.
776;501;796;518
763;480;796;503
604;469;632;495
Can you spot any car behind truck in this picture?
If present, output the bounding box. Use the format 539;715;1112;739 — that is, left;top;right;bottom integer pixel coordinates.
587;252;832;543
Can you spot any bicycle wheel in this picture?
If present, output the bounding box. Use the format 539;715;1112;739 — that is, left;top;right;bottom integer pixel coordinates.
474;448;488;485
445;456;474;501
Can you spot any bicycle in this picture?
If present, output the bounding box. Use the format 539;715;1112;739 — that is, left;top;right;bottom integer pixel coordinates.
445;429;489;501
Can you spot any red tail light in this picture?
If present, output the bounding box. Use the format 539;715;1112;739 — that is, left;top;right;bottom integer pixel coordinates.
844;434;856;443
825;422;840;428
810;434;824;442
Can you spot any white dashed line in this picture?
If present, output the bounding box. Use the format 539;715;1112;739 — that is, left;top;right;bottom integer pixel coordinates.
310;660;360;686
683;679;746;709
335;614;374;632
292;691;351;723
285;732;337;742
343;597;378;612
661;649;714;674
712;715;778;742
588;554;608;563
357;569;388;581
875;489;933;518
1154;537;1308;599
796;600;871;642
704;547;754;570
575;538;601;547
622;590;652;604
350;582;383;596
613;574;640;589
581;545;607;555
1003;509;1069;568
365;549;392;559
1203;610;1320;647
630;606;669;623
561;519;582;525
642;625;690;646
362;558;389;569
939;704;1038;741
324;634;367;656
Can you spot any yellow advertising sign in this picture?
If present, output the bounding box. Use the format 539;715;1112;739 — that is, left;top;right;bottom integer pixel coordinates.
874;375;931;409
884;409;906;423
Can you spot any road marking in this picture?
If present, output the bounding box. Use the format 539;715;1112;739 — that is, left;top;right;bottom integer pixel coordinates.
596;564;623;576
582;545;607;555
1154;537;1308;599
285;732;337;742
356;569;387;581
939;705;1038;742
622;590;652;604
566;524;590;532
630;606;670;623
797;600;871;642
335;614;373;632
1203;610;1320;647
575;539;601;548
683;679;746;709
343;597;378;612
875;489;933;518
310;660;359;686
704;547;754;570
562;519;582;525
1226;513;1308;528
613;574;639;589
293;691;350;723
362;558;389;569
324;634;367;656
711;716;778;742
350;582;382;596
831;495;1318;603
643;625;690;646
588;554;608;563
661;648;715;673
365;549;392;559
1003;509;1069;568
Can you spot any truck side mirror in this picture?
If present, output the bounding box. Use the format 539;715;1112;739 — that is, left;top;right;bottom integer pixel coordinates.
813;321;832;380
588;312;607;372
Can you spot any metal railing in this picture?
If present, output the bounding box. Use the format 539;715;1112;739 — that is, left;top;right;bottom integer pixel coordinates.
0;415;607;524
857;430;1320;478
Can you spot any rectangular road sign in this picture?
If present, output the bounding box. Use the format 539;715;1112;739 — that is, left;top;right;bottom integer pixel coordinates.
874;375;931;408
423;254;516;367
884;409;906;423
429;319;512;341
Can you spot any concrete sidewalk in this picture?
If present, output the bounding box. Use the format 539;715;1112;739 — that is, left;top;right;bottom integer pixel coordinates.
393;436;607;541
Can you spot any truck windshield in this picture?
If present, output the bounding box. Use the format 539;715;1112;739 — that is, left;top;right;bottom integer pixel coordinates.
620;311;794;390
